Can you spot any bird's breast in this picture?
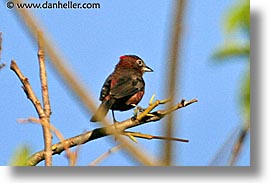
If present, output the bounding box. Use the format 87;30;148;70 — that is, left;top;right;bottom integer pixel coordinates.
110;90;145;111
126;90;144;106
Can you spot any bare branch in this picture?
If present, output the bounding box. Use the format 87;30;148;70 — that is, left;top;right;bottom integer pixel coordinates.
10;60;55;165
124;131;189;143
37;31;52;117
164;0;186;165
10;60;46;119
11;60;77;165
0;33;5;70
0;32;2;60
37;31;52;166
229;125;250;165
26;98;197;166
0;63;5;70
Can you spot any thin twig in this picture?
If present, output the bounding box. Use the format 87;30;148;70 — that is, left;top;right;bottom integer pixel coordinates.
26;98;197;166
10;60;46;119
124;131;189;143
89;145;122;166
136;98;170;121
0;33;5;71
229;125;250;165
0;32;2;60
10;60;77;166
0;63;5;70
164;0;186;166
37;31;52;166
38;31;52;117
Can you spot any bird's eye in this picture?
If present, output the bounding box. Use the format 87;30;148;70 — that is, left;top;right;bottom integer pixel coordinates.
136;59;143;66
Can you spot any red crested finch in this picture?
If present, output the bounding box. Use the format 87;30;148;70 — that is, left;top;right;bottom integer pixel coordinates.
90;55;153;122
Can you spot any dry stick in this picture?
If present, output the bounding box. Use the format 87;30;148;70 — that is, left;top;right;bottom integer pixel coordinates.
0;63;5;70
26;98;197;166
229;125;250;165
13;0;156;166
37;31;52;166
0;32;4;70
0;32;2;60
10;61;47;124
89;145;122;166
10;60;54;164
124;131;189;143
136;98;170;121
164;0;186;166
37;31;52;117
11;60;76;166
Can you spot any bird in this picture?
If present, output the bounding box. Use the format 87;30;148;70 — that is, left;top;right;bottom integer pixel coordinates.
90;55;153;123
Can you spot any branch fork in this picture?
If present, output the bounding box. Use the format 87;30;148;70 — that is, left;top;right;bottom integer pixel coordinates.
24;97;197;166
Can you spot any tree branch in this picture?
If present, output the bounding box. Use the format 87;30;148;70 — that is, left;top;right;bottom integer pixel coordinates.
26;98;198;166
124;131;189;143
0;33;5;71
0;63;5;71
229;125;250;165
10;60;46;119
0;32;2;60
37;31;52;166
164;0;186;166
10;60;54;164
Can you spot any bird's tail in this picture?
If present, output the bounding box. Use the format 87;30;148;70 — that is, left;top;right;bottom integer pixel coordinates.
90;100;113;122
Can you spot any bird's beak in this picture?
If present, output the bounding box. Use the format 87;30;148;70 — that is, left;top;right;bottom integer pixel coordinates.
143;65;154;72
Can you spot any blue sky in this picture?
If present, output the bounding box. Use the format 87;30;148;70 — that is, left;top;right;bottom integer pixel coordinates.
0;0;249;166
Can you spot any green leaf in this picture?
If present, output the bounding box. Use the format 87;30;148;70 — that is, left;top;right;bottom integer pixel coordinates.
223;0;250;33
240;70;250;126
212;42;250;61
9;145;31;166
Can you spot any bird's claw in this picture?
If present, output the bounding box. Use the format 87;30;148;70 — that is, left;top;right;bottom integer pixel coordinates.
133;105;145;117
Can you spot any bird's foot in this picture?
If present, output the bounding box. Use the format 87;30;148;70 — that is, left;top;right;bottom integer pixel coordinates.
132;104;145;117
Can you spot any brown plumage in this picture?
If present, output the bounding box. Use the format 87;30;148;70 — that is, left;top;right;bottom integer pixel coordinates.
90;55;153;122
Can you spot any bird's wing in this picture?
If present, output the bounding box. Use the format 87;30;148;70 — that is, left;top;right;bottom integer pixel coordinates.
99;74;112;101
110;75;145;99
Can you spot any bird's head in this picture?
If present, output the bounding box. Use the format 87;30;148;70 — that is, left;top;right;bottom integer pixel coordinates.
115;55;153;74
